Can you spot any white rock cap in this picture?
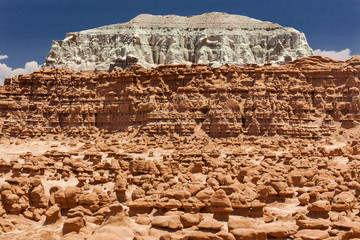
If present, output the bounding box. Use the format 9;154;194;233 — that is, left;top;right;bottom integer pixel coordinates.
44;12;313;70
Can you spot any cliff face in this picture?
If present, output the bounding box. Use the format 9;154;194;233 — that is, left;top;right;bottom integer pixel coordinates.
2;56;360;138
2;57;360;239
44;12;313;70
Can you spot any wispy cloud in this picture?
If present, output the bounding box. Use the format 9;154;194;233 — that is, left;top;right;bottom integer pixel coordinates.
313;48;352;61
0;61;40;85
0;55;8;60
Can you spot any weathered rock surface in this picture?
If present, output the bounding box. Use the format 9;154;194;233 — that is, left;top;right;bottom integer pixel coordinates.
44;12;313;70
2;56;360;139
0;56;360;239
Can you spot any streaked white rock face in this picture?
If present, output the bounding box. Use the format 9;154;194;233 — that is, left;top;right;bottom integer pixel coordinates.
44;12;313;70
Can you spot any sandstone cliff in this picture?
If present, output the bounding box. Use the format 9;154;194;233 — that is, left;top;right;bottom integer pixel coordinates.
0;57;360;239
44;12;313;70
2;56;360;139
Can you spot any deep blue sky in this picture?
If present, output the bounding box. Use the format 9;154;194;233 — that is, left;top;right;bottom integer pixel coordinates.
0;0;359;68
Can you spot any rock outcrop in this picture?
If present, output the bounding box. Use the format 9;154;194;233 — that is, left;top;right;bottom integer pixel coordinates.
44;12;313;70
2;56;360;139
0;56;360;239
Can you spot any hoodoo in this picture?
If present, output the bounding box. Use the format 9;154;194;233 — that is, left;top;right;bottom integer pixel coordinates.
44;12;313;70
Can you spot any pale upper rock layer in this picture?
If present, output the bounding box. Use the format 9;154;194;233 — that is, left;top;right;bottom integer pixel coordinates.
44;12;314;70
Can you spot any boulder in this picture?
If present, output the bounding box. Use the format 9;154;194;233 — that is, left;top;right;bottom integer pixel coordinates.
180;213;202;228
197;217;224;231
294;229;330;240
63;216;85;234
45;204;61;223
152;215;183;230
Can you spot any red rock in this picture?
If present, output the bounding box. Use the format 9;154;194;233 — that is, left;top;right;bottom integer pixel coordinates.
45;204;61;223
65;186;80;209
0;54;359;239
180;213;202;228
135;215;151;225
152;215;183;230
230;228;266;240
261;223;290;237
228;218;258;231
63;216;85;234
197;217;224;231
308;200;331;212
216;230;236;240
294;229;330;240
297;218;330;229
184;231;218;240
210;189;233;212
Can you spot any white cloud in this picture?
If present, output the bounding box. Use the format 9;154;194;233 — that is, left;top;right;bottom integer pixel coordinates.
313;48;352;61
0;55;8;60
0;61;40;85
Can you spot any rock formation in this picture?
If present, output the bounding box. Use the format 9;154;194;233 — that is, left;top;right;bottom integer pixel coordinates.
44;12;313;70
2;56;360;139
0;56;359;239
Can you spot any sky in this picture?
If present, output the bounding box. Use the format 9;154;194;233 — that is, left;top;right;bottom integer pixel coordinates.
0;0;359;82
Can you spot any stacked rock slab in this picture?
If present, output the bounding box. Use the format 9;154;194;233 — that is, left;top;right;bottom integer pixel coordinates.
1;56;360;138
44;12;313;70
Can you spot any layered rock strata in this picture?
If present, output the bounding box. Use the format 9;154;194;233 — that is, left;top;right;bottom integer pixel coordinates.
0;56;360;239
2;56;360;139
44;12;313;70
